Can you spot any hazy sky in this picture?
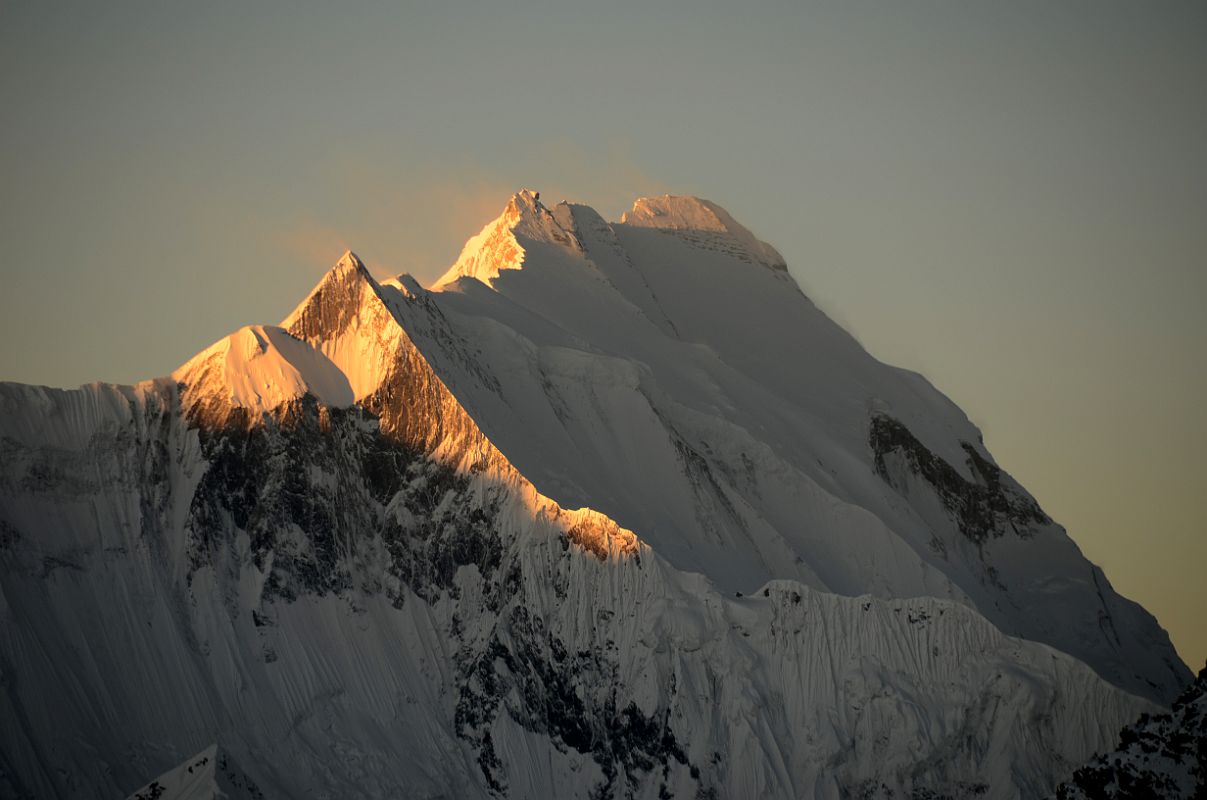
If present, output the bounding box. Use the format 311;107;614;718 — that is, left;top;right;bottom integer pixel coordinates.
2;1;1204;670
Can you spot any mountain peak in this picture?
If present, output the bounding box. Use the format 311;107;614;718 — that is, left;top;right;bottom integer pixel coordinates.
278;248;408;401
431;189;582;290
620;195;786;269
335;249;367;273
505;188;543;217
281;249;380;333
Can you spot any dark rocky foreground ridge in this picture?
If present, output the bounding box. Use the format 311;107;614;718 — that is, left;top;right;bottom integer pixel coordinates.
1054;664;1207;800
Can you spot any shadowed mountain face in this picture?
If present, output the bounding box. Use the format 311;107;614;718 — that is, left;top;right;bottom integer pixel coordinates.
0;192;1190;800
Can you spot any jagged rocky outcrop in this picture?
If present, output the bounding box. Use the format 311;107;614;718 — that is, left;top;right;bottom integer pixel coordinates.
0;191;1190;799
1054;665;1207;799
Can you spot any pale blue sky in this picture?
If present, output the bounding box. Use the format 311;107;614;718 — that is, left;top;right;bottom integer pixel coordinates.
1;1;1204;668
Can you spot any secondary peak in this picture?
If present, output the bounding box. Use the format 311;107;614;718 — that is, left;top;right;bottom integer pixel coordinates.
620;195;786;269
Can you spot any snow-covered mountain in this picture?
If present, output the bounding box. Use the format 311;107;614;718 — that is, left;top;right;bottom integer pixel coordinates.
406;190;1187;705
0;191;1190;799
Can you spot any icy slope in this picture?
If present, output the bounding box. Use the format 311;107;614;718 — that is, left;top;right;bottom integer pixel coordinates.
409;191;1188;704
0;251;1159;799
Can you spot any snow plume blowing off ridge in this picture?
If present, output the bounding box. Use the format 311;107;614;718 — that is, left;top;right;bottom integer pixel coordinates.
0;189;1195;800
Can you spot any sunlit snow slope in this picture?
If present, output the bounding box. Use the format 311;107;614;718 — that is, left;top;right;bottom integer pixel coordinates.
0;192;1189;800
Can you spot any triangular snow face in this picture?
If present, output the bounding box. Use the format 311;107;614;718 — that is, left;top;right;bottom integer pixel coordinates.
126;745;262;800
279;250;403;402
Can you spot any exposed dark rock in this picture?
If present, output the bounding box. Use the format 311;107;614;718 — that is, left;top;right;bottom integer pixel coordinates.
185;398;411;601
1055;663;1207;799
869;415;1048;545
454;605;694;799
